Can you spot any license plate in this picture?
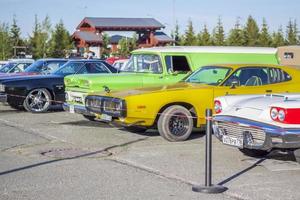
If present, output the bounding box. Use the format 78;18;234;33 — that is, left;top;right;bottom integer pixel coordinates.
69;105;75;114
222;135;243;147
100;114;112;121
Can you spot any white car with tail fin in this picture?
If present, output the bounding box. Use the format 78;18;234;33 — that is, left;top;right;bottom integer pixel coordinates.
213;94;300;158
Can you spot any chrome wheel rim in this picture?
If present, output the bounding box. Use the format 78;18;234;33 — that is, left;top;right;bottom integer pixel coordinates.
26;89;50;112
168;112;190;136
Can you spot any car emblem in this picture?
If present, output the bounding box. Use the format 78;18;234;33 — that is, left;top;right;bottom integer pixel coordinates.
103;85;110;93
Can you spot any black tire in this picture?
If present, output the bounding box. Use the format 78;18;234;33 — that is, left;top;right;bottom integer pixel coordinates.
124;126;147;133
239;148;269;158
23;88;52;113
157;105;193;142
83;115;96;121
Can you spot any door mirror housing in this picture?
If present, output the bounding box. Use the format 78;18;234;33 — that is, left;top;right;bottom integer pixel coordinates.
230;80;239;89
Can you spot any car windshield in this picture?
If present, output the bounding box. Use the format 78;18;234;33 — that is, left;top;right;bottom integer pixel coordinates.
185;66;232;85
24;60;66;74
0;63;16;73
121;54;162;73
53;61;84;75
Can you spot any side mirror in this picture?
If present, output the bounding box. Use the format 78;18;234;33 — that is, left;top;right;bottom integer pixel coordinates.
230;80;239;89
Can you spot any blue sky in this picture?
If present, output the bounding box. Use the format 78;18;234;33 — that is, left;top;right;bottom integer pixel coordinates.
1;0;300;37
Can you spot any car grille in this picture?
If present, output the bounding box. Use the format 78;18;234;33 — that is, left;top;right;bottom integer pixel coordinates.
216;121;266;142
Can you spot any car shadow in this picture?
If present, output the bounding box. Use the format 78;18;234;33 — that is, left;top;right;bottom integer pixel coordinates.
60;120;114;128
117;128;205;140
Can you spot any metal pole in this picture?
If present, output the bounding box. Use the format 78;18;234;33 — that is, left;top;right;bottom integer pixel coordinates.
192;109;227;193
205;109;212;186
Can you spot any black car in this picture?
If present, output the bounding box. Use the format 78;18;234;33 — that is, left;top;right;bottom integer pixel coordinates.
0;59;117;113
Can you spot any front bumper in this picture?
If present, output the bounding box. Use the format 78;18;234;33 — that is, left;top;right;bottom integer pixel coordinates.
0;93;7;103
213;115;300;150
63;103;94;116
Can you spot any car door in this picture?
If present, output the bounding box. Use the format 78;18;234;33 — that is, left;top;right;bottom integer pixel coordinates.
213;66;293;98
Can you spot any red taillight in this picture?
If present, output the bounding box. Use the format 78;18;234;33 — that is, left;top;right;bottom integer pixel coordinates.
270;107;300;124
214;100;222;114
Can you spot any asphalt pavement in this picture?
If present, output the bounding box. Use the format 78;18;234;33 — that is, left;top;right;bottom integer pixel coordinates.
1;104;300;200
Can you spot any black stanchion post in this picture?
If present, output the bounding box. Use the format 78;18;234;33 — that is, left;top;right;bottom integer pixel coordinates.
192;109;227;193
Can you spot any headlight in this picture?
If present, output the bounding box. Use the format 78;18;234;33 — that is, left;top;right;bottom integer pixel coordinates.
0;84;5;92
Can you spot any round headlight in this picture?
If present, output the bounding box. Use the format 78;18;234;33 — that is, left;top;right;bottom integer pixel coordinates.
278;109;286;122
270;107;278;120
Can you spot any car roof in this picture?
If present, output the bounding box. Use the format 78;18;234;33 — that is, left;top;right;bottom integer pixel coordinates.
8;59;34;63
67;59;105;62
37;58;68;61
207;63;300;70
133;46;277;54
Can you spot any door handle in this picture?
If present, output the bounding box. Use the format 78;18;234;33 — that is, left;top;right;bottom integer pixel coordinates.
265;90;272;93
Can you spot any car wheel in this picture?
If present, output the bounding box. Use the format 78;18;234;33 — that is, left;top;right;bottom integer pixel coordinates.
158;105;193;142
23;88;52;113
83;115;96;121
239;148;269;157
124;126;147;133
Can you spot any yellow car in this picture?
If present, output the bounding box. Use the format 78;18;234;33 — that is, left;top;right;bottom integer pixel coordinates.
85;64;300;141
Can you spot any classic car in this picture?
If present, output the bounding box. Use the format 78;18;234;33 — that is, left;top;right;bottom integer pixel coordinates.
0;59;34;74
0;60;117;113
213;93;300;158
0;58;68;78
64;46;278;120
0;61;8;69
85;64;300;141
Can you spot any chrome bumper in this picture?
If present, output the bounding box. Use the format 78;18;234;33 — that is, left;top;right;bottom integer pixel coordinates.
0;93;7;103
63;103;94;116
213;115;300;150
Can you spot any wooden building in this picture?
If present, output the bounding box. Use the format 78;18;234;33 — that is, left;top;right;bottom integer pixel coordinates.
72;17;174;58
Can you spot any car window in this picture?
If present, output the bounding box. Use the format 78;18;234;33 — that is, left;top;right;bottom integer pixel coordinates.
54;62;84;75
224;67;269;86
165;56;191;73
186;66;232;85
77;63;110;74
122;54;162;73
268;68;292;83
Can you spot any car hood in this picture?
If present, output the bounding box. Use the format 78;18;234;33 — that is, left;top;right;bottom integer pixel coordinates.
0;74;63;84
92;81;213;98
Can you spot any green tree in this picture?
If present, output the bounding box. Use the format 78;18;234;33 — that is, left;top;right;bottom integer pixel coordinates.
198;24;212;46
243;15;260;46
29;15;52;59
101;33;110;58
271;26;285;47
286;19;298;45
49;20;72;57
258;18;272;47
227;18;244;46
171;21;180;45
182;20;197;46
118;37;130;57
212;17;225;46
10;15;24;57
128;33;138;52
0;22;12;60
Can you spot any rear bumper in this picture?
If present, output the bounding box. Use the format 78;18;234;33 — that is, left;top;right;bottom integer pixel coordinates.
63;103;94;116
0;93;7;103
213;115;300;150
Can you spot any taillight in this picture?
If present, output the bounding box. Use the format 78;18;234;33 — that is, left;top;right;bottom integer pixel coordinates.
214;100;222;114
270;107;300;124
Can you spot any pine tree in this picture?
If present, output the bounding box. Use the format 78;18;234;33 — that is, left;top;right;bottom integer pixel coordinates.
171;21;180;45
101;33;110;58
29;15;52;59
258;18;272;47
243;15;260;46
118;37;130;57
227;17;244;46
199;24;212;46
0;22;12;60
10;15;23;57
286;19;298;45
128;33;138;52
271;26;285;47
212;16;225;46
183;20;197;46
49;20;72;58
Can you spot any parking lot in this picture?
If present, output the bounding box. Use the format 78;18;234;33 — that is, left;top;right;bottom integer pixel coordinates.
1;104;300;200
